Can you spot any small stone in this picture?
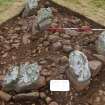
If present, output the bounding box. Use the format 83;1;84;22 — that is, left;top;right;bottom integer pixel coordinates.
35;76;46;89
45;97;52;104
22;34;31;45
63;45;73;53
32;104;35;105
62;40;71;45
61;34;70;39
98;90;104;96
43;41;49;47
89;60;102;77
39;60;47;65
95;97;101;102
49;101;58;105
12;43;20;49
59;56;68;64
66;30;79;36
70;18;81;24
49;35;59;43
40;92;47;99
52;42;62;50
2;53;8;58
41;69;52;76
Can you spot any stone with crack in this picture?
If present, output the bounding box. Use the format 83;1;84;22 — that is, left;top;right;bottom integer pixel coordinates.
3;62;40;92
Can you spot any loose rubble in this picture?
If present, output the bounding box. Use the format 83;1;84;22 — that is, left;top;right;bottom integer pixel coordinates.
0;0;104;105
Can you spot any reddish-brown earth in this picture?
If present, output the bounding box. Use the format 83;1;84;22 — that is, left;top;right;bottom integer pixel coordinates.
0;2;105;105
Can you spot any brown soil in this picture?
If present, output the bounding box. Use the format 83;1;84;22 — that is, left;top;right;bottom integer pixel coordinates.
0;1;105;105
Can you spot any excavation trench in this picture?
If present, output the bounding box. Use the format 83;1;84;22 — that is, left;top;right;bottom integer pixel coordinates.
0;1;105;105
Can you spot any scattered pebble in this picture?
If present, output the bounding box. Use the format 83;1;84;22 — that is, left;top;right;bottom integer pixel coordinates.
45;97;52;104
63;45;73;53
89;60;102;77
49;101;58;105
52;42;62;50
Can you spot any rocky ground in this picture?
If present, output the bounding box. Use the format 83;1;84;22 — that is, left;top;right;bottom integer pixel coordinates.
0;2;105;105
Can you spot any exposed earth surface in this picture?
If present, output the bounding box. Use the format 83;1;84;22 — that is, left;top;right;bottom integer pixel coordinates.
0;1;105;105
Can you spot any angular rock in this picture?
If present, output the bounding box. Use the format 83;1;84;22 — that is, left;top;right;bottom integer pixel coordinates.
34;76;46;89
49;35;59;43
89;60;102;77
49;101;58;105
96;31;105;55
37;7;53;31
67;50;91;91
45;97;52;104
22;34;31;45
3;62;40;92
65;30;79;36
63;45;73;53
41;69;52;76
39;92;47;99
52;42;62;51
59;56;68;64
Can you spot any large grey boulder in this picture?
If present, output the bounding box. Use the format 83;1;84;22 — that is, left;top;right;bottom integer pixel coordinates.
67;50;91;91
3;62;40;92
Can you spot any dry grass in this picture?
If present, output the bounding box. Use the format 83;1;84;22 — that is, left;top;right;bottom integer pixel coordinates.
52;0;105;26
0;0;25;25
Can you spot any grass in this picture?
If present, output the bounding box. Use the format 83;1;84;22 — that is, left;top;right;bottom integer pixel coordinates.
52;0;105;26
90;0;105;9
0;0;25;24
0;0;15;12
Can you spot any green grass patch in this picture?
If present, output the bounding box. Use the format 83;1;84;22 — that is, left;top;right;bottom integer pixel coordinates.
0;0;15;6
0;0;15;12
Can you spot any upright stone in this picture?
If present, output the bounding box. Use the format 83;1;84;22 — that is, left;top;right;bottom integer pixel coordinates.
67;50;91;91
37;7;53;31
22;0;40;17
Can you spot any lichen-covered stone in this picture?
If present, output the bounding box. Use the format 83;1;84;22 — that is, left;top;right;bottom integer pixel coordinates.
37;7;53;31
67;50;91;91
3;62;40;92
69;50;91;82
22;0;40;17
96;31;105;55
27;0;40;9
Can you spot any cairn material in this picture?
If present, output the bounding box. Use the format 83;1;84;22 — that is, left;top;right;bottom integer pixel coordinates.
3;63;40;92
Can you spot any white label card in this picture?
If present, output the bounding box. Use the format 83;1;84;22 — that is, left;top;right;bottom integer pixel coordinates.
50;80;70;91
